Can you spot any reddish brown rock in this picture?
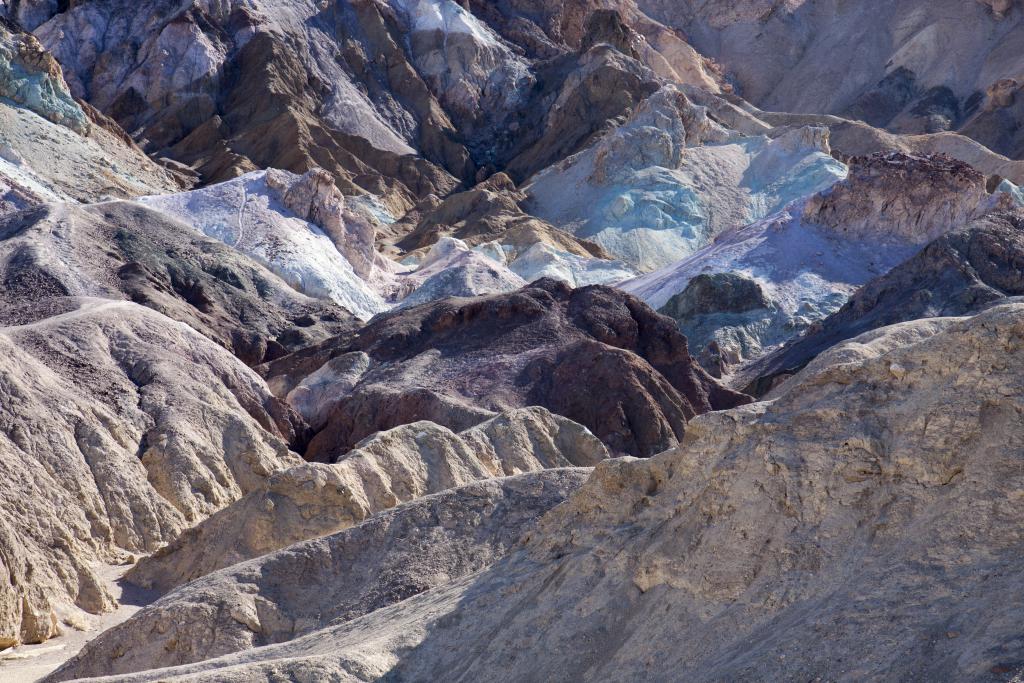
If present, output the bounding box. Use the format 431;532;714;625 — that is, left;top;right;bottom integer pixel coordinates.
804;152;991;244
263;279;750;459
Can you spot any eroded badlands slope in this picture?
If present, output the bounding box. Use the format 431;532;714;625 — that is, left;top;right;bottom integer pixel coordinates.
0;1;1023;680
49;300;1024;682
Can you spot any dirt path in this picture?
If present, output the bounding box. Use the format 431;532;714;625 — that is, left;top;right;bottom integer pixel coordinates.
0;563;158;683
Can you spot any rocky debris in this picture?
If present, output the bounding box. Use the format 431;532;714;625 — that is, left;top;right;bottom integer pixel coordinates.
86;300;1024;681
804;152;993;245
137;171;392;320
525;86;845;271
0;298;298;649
48;469;591;680
624;152;1011;371
0;201;358;365
262;278;749;459
740;211;1024;394
123;408;608;594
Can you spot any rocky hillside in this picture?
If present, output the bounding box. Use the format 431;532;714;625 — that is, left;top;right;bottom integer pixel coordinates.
48;300;1024;682
0;1;1022;681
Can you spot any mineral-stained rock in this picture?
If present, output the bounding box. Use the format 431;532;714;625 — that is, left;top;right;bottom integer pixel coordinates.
524;85;846;271
263;278;749;459
34;0;464;210
499;43;663;183
388;174;635;287
0;21;183;214
0;18;88;134
392;173;607;260
123;408;607;593
686;84;1024;186
660;272;772;319
740;211;1024;395
0;298;298;649
0;201;358;365
395;237;529;308
78;301;1024;682
624;152;1010;370
47;469;591;680
136;170;393;320
658;272;775;374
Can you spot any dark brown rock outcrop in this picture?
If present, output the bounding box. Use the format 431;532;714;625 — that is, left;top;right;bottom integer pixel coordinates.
263;278;750;459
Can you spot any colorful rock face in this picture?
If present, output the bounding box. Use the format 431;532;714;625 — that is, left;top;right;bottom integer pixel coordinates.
1;3;1024;680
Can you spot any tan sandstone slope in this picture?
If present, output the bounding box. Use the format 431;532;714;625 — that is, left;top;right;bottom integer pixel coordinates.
49;469;592;680
54;300;1024;681
0;299;301;650
124;407;609;594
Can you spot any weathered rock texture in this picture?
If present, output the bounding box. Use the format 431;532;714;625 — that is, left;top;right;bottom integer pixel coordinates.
524;85;845;270
0;18;87;134
387;173;632;286
658;272;774;375
0;201;358;365
19;0;714;212
0;20;183;214
66;300;1024;681
263;278;750;459
124;407;608;593
684;82;1024;187
136;170;394;320
0;299;297;649
48;469;591;680
803;152;994;245
33;0;468;211
626;152;1012;372
741;211;1024;394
